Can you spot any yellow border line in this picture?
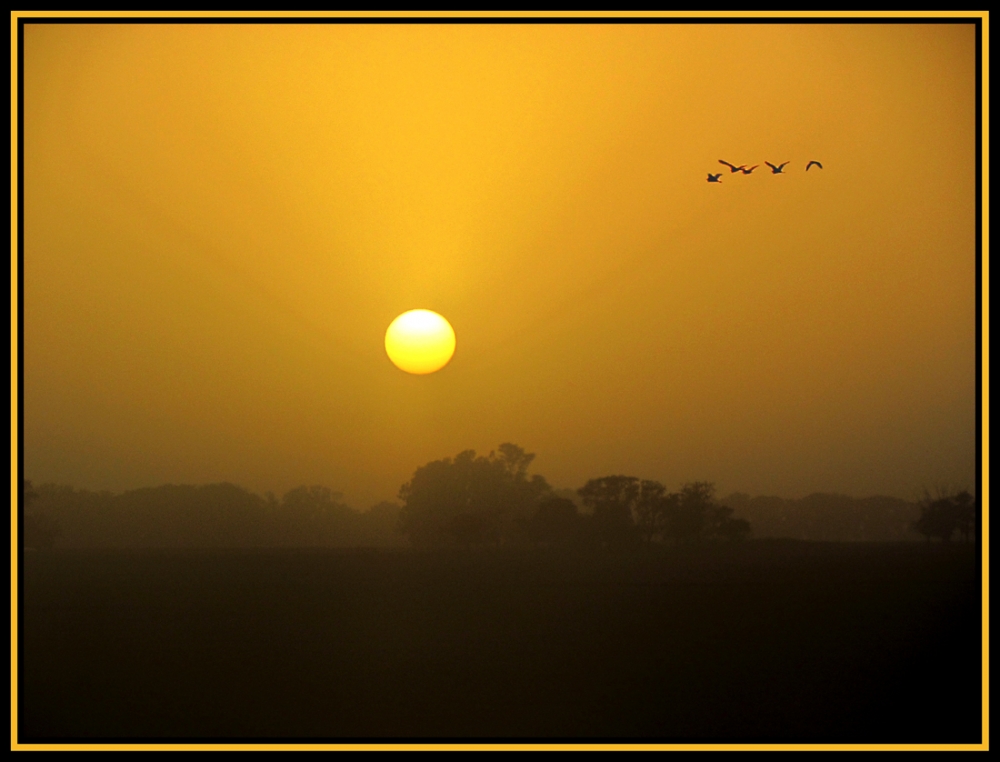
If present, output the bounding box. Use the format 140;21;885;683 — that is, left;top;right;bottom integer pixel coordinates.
981;11;991;754
6;10;995;18
10;9;988;752
10;9;20;753
6;743;997;751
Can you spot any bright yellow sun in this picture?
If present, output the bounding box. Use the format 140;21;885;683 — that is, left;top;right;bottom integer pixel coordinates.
384;309;456;374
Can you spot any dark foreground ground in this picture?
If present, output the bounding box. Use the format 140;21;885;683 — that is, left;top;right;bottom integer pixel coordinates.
19;541;981;743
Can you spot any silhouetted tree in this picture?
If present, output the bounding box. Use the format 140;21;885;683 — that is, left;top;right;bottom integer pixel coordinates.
912;489;974;544
449;511;496;548
398;444;551;548
634;480;673;544
528;496;582;546
953;491;977;544
912;498;955;542
665;481;714;542
578;476;641;548
712;509;752;541
660;482;750;542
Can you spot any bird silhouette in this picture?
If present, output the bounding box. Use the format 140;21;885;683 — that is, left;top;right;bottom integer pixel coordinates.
719;160;746;173
741;165;760;175
806;160;823;171
765;161;790;174
707;173;723;183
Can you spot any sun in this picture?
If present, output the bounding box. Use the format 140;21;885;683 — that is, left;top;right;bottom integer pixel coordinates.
384;310;456;374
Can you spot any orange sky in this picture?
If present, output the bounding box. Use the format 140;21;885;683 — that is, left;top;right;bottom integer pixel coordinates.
21;19;980;507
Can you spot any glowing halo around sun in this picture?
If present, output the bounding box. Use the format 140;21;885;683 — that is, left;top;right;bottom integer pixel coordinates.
384;309;456;374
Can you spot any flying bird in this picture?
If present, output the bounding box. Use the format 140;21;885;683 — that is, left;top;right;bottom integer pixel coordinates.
765;161;790;174
741;165;760;175
718;160;746;173
707;173;723;183
806;160;824;171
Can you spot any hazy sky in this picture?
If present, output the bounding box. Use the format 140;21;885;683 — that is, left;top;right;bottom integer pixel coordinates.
22;21;979;507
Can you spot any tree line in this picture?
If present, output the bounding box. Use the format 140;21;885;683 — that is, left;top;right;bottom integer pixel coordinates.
397;443;749;548
21;480;403;550
911;488;978;543
21;443;974;549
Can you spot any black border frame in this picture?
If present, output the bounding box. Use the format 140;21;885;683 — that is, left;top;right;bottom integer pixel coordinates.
13;12;986;748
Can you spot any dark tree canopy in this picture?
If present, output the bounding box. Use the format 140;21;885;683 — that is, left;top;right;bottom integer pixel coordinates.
528;496;582;546
632;479;668;543
578;475;642;547
578;477;751;546
912;489;977;543
952;490;978;543
668;481;714;541
23;450;766;551
668;481;750;543
398;444;552;548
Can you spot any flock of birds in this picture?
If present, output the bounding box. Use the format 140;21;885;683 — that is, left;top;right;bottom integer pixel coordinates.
707;159;823;182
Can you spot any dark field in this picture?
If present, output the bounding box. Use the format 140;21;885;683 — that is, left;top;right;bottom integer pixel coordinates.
19;542;981;743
